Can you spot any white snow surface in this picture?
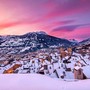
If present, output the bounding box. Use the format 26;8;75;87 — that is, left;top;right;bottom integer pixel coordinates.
0;74;90;90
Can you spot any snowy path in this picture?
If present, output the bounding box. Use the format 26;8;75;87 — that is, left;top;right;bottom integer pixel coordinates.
0;74;90;90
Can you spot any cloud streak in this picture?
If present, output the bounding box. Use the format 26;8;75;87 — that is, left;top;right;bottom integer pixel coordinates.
52;24;90;32
50;25;90;41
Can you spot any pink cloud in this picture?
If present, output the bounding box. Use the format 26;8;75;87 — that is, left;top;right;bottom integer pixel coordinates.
0;21;22;29
43;0;90;20
50;25;90;41
44;7;87;20
40;20;75;31
0;19;42;30
68;26;90;41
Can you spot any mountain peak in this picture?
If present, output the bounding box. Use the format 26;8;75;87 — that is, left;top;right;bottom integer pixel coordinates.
36;31;47;35
24;31;47;36
69;39;78;43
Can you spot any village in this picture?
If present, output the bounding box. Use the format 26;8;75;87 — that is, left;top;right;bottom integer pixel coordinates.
0;47;90;80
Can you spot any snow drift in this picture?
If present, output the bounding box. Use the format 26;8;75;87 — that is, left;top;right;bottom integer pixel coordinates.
0;74;90;90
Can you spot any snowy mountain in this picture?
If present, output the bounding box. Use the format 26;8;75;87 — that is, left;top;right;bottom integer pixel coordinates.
0;31;89;54
0;31;73;47
0;31;73;54
79;38;90;46
69;39;79;45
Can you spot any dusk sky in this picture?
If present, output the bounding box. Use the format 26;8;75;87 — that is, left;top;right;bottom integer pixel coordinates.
0;0;90;41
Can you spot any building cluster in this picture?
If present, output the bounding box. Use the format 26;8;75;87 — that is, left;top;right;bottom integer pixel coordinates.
0;47;90;80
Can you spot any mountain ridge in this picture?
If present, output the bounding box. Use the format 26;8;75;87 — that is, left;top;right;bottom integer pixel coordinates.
0;31;89;54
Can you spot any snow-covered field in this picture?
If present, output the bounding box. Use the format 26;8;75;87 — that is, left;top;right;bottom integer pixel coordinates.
0;74;90;90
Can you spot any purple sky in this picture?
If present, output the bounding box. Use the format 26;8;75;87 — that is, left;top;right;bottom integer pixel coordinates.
0;0;90;41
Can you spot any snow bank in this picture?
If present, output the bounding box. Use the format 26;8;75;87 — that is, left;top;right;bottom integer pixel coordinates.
0;74;90;90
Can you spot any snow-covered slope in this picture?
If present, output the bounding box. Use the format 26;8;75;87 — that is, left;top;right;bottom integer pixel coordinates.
0;74;90;90
0;31;89;54
69;39;79;45
0;31;73;54
79;38;90;45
